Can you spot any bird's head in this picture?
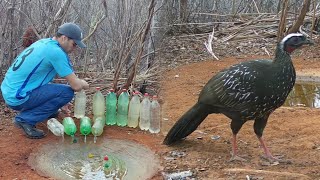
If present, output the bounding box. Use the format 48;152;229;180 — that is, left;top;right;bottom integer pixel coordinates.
280;33;314;54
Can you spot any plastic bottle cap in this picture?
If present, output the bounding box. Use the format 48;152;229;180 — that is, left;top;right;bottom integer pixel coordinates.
104;155;109;161
122;89;127;91
96;87;101;90
109;89;114;92
144;93;149;96
153;95;157;99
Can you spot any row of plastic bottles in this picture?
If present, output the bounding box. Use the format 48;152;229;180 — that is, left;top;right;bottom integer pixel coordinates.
74;87;161;133
47;116;105;143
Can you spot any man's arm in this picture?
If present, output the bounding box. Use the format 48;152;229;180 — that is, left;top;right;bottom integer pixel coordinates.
65;73;89;91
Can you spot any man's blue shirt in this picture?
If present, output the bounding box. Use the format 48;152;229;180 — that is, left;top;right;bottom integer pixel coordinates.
1;38;73;106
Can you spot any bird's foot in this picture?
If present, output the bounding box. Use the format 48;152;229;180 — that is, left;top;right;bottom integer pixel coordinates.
260;154;292;164
229;155;247;162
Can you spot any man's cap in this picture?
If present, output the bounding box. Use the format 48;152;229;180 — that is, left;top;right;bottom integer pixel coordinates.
57;23;86;48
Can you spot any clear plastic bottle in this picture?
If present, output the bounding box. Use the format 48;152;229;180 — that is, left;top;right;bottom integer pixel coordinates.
128;92;141;128
106;89;117;125
91;116;105;143
149;95;161;133
47;118;64;137
93;87;106;117
139;93;151;130
80;116;92;143
74;89;86;119
117;89;129;127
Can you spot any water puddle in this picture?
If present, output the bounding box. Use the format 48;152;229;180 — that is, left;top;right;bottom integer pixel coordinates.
28;138;160;180
284;80;320;108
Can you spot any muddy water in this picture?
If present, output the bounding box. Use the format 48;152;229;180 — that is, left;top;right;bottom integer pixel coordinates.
28;138;160;180
284;81;320;108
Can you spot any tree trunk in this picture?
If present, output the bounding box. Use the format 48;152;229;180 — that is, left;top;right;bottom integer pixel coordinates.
287;0;311;34
277;0;289;42
44;0;73;38
179;0;187;23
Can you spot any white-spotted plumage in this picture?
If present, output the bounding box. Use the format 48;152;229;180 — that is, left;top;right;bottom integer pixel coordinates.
163;33;313;156
198;33;310;121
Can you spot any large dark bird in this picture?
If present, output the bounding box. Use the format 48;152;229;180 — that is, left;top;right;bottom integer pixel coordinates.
163;33;314;162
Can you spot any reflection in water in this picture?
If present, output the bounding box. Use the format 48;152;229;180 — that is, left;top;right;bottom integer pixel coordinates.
28;139;160;180
284;82;320;108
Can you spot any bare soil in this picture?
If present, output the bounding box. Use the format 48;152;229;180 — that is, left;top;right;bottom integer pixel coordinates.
1;55;320;179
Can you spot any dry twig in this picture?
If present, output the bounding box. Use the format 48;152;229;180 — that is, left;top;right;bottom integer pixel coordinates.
204;28;219;60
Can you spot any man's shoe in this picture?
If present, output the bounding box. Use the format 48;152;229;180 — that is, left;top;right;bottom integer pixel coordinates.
14;121;46;139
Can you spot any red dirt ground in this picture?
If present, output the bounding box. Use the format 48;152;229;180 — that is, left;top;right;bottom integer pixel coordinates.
1;56;320;179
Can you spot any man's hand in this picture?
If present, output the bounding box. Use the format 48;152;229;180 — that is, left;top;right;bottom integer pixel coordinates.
61;102;72;117
81;79;89;90
65;73;89;91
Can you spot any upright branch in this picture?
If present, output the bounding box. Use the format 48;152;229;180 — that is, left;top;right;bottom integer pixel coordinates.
44;0;73;37
287;0;311;34
277;0;289;42
82;0;107;42
252;0;260;14
311;0;316;38
114;0;156;93
204;28;219;60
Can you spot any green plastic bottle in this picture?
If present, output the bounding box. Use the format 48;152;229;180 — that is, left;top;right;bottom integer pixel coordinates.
80;116;92;143
117;89;129;126
80;116;92;135
63;117;77;136
106;89;117;125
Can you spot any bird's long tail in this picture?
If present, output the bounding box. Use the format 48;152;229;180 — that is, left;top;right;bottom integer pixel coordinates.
163;102;209;145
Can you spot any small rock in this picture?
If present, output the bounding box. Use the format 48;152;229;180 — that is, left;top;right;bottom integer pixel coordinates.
195;130;207;135
260;160;279;166
170;151;186;158
162;170;193;180
211;135;220;140
164;156;175;161
198;168;207;171
174;75;179;78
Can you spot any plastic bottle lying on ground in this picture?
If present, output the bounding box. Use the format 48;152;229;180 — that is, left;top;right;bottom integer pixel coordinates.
92;116;105;143
80;116;92;143
47;118;64;140
63;117;77;143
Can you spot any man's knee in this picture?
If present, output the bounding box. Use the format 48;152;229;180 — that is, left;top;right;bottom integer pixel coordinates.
61;85;74;103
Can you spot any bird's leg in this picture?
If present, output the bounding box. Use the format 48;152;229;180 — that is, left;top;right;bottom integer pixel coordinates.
229;134;247;162
253;115;282;162
229;119;247;162
257;136;278;161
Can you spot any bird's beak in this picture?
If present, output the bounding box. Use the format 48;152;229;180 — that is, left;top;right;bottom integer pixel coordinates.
304;38;315;45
